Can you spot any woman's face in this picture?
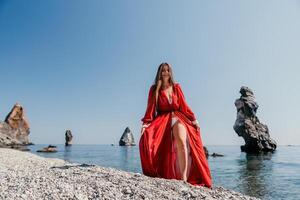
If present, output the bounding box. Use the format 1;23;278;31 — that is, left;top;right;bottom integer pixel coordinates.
161;65;170;80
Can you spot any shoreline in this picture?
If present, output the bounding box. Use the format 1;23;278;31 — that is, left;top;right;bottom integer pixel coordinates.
0;148;259;200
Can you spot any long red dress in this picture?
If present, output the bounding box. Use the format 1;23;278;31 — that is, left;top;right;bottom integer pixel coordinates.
139;83;212;188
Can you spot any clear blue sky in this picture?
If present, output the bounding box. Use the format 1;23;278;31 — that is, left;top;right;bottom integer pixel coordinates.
0;0;299;145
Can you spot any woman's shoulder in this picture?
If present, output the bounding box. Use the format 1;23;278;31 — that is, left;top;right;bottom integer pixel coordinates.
173;83;185;94
148;85;156;93
173;82;181;89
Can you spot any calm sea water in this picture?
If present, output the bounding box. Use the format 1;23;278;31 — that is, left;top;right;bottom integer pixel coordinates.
29;145;300;200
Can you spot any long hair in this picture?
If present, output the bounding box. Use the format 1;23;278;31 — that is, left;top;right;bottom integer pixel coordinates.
153;62;175;105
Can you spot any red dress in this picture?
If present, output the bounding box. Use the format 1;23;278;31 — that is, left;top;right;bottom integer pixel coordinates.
139;83;212;188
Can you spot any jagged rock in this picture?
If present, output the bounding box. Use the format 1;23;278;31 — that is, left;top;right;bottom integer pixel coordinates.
203;146;223;158
37;145;57;153
0;131;22;146
203;146;209;158
0;131;30;151
119;127;135;146
233;86;277;153
2;103;30;144
0;131;22;148
65;130;73;146
211;153;224;157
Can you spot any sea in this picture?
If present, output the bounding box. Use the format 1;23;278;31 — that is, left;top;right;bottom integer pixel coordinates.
29;145;300;200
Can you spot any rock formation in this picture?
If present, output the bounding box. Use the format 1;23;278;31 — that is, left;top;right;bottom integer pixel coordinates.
203;146;224;158
0;103;31;150
0;130;22;146
203;146;209;158
65;130;73;146
3;103;30;144
119;127;136;146
37;145;57;153
233;86;277;153
211;153;224;157
0;129;30;151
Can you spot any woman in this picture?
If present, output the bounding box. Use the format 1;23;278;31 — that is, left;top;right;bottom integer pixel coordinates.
139;63;212;188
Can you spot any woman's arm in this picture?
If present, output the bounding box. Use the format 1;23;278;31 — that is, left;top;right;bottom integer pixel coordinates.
141;85;156;127
176;83;199;126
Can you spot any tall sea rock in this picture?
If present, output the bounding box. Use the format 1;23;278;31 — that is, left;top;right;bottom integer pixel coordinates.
119;127;135;146
233;86;277;153
65;130;73;146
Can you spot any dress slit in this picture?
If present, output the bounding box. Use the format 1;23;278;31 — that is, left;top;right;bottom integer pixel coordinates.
170;116;192;180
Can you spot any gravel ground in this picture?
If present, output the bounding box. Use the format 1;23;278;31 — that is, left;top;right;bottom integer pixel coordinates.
0;148;260;200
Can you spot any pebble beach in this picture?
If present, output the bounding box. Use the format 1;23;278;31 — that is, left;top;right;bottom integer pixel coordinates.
0;148;259;200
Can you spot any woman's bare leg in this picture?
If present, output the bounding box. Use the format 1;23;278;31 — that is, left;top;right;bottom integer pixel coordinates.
173;121;188;181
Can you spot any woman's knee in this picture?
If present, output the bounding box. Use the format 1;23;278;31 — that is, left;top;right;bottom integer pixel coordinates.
173;123;187;148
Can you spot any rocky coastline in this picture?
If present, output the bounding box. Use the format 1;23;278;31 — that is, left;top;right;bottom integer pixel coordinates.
0;103;31;151
0;148;259;200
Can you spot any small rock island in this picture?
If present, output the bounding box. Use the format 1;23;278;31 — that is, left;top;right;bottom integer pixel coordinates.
119;127;136;146
233;86;277;153
65;130;73;146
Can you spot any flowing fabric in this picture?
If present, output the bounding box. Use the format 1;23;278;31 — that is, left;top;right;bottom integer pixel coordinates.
139;83;212;188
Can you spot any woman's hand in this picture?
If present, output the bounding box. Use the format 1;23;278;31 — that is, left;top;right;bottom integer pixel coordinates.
141;124;150;135
195;123;200;132
192;120;200;132
141;127;146;135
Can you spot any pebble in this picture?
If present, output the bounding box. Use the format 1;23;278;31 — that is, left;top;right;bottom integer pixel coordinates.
0;148;260;200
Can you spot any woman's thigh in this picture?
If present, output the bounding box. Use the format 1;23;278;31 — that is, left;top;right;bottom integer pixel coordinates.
172;122;187;145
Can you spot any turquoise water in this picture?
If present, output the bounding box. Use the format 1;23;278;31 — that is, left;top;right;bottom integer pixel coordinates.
29;145;300;200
